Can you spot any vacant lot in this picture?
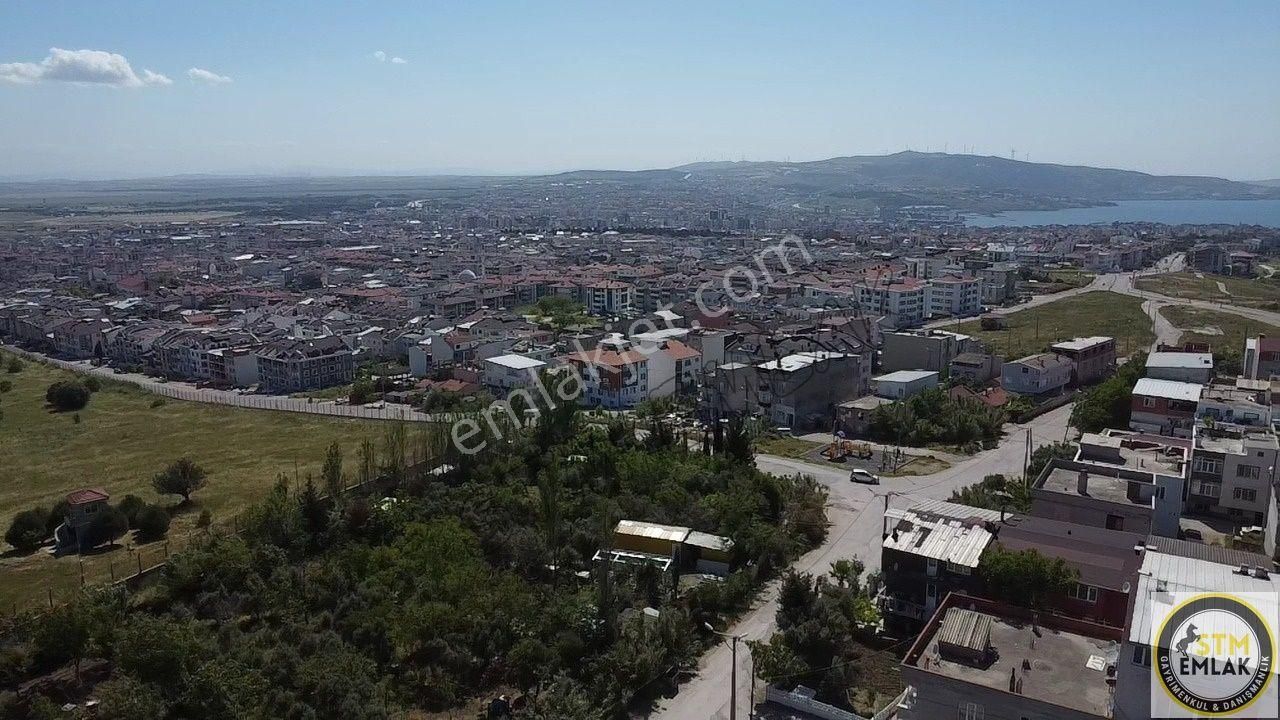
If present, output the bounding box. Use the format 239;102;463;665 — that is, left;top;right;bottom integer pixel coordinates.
1137;272;1280;309
955;291;1154;360
1159;306;1280;352
0;351;388;608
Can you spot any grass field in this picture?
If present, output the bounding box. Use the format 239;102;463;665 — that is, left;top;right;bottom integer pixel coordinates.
1159;306;1280;351
1136;272;1280;310
0;351;388;609
954;291;1154;360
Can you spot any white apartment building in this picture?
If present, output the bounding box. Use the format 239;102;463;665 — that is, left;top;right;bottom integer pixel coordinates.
925;275;981;319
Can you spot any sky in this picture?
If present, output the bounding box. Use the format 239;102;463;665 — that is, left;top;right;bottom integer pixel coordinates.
1;1;1278;180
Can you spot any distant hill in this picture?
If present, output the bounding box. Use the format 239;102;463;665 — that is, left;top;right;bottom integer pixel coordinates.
553;151;1278;203
2;151;1276;214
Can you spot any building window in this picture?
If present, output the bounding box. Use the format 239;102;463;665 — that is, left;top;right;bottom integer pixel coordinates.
1133;644;1151;667
1106;514;1125;531
1192;455;1224;475
1072;583;1099;603
1236;465;1261;479
960;702;985;720
1234;488;1258;502
1142;396;1156;408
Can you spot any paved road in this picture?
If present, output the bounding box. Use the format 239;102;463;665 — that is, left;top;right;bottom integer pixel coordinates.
648;403;1074;720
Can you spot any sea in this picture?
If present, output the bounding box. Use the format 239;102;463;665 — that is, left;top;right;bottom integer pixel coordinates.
965;199;1280;228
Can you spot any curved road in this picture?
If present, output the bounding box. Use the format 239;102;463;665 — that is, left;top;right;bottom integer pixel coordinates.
650;403;1075;720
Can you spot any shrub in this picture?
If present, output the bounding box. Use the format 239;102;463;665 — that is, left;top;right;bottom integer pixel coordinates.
117;495;148;526
5;358;22;373
45;380;91;411
45;500;69;537
84;506;129;549
196;509;212;529
83;376;102;392
5;508;50;553
0;380;11;393
133;505;171;542
150;398;166;408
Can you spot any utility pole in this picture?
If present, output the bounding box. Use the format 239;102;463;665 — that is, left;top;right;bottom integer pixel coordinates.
706;624;743;720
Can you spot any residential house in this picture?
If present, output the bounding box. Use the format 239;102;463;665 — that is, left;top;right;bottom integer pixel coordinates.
872;370;939;400
1129;377;1202;437
899;594;1122;720
1145;351;1213;384
948;352;1003;385
1050;336;1116;386
1001;353;1072;396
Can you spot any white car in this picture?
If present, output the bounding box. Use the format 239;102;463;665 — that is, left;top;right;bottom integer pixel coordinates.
849;469;880;485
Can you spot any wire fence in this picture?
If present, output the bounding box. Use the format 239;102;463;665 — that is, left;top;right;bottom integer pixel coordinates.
2;344;436;422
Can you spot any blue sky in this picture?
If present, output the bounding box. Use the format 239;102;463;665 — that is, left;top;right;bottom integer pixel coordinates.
1;1;1277;179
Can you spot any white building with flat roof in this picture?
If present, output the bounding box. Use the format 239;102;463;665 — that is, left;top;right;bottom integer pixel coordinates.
482;353;547;391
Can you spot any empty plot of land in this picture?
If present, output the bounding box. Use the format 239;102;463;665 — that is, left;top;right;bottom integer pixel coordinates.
954;291;1154;360
0;351;385;608
1158;306;1280;352
1136;271;1280;309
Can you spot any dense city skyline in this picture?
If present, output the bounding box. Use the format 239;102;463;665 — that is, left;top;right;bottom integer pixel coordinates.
2;1;1278;180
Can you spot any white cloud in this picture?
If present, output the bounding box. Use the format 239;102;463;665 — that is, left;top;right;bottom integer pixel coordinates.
0;48;170;87
188;67;232;84
372;51;407;65
390;56;407;65
372;50;387;62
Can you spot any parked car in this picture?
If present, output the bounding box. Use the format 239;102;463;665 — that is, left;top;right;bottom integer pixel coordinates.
849;469;880;485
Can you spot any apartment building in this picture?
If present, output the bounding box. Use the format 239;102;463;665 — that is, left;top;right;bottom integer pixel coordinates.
1242;333;1280;380
584;279;634;315
976;262;1018;305
924;274;981;319
1187;420;1278;524
481;353;548;392
561;340;648;410
254;336;355;393
711;351;863;429
855;276;927;329
880;329;974;373
1050;336;1116;386
1145;350;1213;384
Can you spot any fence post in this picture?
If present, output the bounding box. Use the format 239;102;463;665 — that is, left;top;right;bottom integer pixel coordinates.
109;559;115;581
47;588;53;609
137;552;143;575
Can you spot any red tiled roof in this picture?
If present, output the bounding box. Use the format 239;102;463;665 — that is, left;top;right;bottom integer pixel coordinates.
66;488;110;505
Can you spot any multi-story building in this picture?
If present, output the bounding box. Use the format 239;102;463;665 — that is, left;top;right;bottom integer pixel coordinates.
880;329;974;373
925;274;981;319
1116;543;1280;720
855;276;927;329
254;336;355;393
561;339;648;410
1050;336;1116;386
711;351;864;429
1187;419;1278;524
481;353;548;392
1001;352;1073;396
584;279;634;315
872;370;939;400
879;499;1000;628
1030;433;1187;537
1129;377;1202;437
1242;333;1280;380
977;262;1018;305
899;594;1122;720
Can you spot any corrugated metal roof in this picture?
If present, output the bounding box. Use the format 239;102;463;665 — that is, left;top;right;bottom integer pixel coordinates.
614;520;690;544
883;510;994;568
1132;377;1203;402
1128;550;1280;644
685;530;734;552
937;608;993;653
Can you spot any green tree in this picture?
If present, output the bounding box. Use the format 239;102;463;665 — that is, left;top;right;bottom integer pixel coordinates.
45;379;90;411
133;504;171;542
322;441;345;498
358;437;378;486
94;674;167;720
1027;441;1075;479
115;615;208;687
152;457;208;503
979;545;1077;609
85;506;129;548
5;357;23;373
5;507;50;553
116;494;147;526
32;601;93;678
